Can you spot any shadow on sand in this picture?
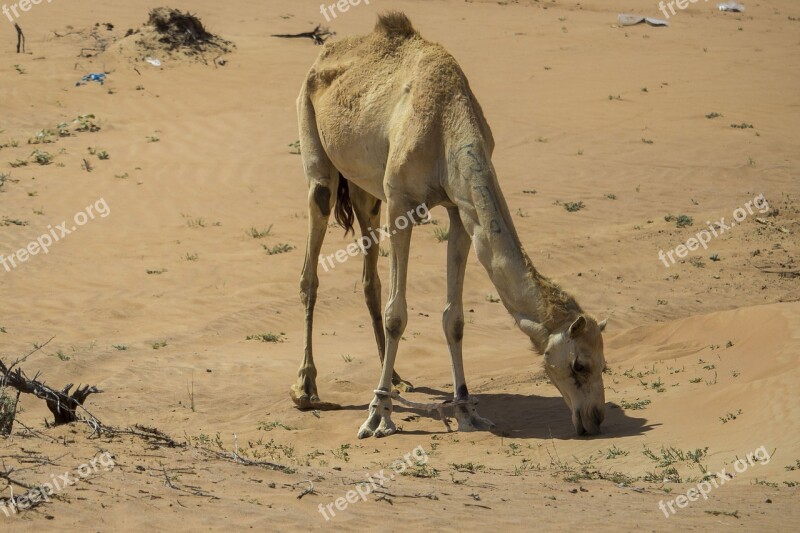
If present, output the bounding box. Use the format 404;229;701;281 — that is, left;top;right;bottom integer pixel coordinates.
395;387;655;440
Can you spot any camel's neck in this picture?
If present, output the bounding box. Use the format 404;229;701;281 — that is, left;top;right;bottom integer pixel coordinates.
450;141;580;351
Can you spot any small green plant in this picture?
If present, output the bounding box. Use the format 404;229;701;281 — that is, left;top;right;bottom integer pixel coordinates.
451;462;485;473
675;215;693;228
619;399;651;410
719;409;742;424
606;193;617;200
264;243;295;255
146;268;167;274
432;226;449;243
247;225;273;238
183;252;199;261
114;173;129;179
288;140;301;154
14;64;25;74
147;135;160;142
704;510;739;519
152;340;168;350
53;350;71;361
564;201;585;212
341;354;353;363
706;112;722;119
710;253;720;262
606;445;629;459
401;463;438;478
0;392;18;436
331;443;351;462
485;294;500;304
112;344;129;351
730;123;753;129
689;257;705;268
246;332;285;343
258;420;294;431
642;138;654;145
30;149;53;165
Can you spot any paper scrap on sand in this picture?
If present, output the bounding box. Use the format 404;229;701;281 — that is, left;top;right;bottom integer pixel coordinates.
618;14;669;27
718;2;745;12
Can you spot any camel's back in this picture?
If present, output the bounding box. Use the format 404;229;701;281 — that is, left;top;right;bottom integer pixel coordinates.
304;13;489;145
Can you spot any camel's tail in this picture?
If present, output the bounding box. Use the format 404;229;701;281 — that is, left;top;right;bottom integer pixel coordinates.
334;173;355;236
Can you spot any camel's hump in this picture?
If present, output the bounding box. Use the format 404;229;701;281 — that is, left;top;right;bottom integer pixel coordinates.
374;12;417;39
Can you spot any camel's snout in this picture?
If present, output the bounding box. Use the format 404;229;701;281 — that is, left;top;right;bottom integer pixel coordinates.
573;405;605;436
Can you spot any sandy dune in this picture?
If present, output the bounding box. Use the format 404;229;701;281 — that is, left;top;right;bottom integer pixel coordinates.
0;0;798;530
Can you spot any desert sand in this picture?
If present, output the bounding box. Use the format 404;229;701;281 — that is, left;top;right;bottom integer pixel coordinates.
0;0;798;531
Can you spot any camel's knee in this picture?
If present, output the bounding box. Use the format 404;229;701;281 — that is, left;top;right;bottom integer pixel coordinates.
310;182;333;217
300;276;319;307
384;302;407;340
443;305;464;343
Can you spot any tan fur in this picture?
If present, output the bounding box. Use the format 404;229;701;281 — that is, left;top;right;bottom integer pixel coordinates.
291;13;607;438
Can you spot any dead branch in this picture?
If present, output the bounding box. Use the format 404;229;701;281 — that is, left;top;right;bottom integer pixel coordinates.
161;466;217;499
271;25;334;45
0;345;103;426
14;23;25;53
100;424;184;448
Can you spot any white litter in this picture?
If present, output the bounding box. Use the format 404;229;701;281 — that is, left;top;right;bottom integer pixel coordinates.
145;57;162;67
618;14;669;27
718;2;745;12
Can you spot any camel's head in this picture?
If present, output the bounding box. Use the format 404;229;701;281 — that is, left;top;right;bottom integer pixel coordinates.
541;316;607;436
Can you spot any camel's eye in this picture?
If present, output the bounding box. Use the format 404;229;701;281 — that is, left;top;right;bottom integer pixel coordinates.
572;360;586;373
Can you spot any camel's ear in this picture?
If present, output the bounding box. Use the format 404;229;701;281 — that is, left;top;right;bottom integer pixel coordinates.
598;318;608;332
568;316;587;338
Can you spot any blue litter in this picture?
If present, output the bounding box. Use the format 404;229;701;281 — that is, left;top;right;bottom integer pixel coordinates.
76;73;107;86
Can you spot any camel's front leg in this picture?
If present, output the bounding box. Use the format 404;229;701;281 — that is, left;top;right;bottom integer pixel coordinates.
444;208;495;431
358;200;414;438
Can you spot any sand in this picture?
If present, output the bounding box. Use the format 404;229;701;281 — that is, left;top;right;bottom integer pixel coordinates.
0;0;798;530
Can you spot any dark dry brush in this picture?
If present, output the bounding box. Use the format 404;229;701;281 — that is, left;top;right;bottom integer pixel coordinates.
122;7;234;60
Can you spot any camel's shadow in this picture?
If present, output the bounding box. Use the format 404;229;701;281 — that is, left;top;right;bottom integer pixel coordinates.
398;387;654;440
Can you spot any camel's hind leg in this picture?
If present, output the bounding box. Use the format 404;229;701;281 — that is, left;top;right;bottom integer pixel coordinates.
291;87;341;411
444;208;494;431
350;184;413;392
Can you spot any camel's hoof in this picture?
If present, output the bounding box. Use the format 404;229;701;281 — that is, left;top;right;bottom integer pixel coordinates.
392;377;414;393
290;386;341;411
457;415;495;432
456;404;495;432
357;394;395;439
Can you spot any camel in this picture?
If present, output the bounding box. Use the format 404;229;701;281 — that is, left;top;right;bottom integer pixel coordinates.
291;12;608;438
